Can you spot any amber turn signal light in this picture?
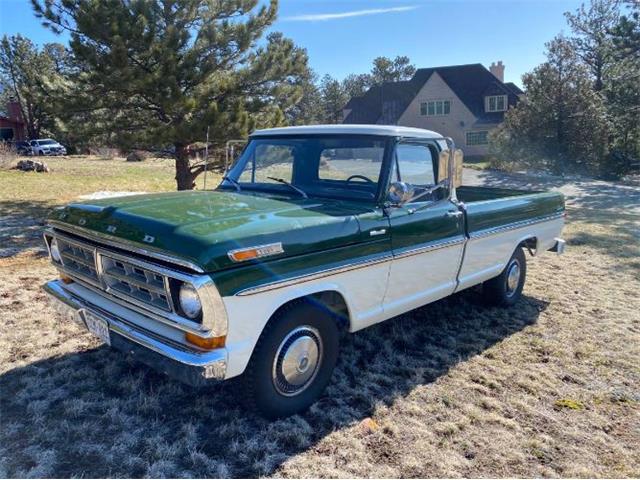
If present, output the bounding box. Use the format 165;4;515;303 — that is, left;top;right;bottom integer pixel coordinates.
185;332;226;350
228;243;284;263
60;273;74;284
229;248;259;262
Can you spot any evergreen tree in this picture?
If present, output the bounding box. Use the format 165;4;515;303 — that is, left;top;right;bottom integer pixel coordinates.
370;55;416;84
606;1;640;171
342;73;371;99
491;36;610;175
0;35;68;139
565;0;620;91
286;69;324;125
32;0;309;190
320;75;348;124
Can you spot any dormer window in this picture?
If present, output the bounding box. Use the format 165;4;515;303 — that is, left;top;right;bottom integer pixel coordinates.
485;95;507;112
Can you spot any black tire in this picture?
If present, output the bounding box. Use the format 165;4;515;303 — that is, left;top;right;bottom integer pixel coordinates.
242;301;340;419
482;247;527;306
38;151;44;156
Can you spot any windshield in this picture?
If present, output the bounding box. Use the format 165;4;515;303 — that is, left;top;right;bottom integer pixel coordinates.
38;140;57;145
223;136;388;201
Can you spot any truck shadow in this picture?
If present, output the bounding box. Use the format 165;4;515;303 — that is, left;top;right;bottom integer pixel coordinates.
0;289;547;478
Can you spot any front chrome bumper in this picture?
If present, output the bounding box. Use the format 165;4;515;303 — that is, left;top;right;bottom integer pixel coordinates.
44;280;227;386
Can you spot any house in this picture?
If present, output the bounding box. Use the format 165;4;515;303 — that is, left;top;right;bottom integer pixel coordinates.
0;101;26;142
342;62;523;157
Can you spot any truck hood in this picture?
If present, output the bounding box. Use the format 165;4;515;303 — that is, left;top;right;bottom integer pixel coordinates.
49;190;369;272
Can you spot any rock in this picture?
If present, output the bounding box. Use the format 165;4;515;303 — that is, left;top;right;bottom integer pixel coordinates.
126;150;148;162
16;159;49;172
359;417;379;433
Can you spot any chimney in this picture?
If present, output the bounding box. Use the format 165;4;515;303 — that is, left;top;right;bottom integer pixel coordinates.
490;61;505;82
7;101;23;122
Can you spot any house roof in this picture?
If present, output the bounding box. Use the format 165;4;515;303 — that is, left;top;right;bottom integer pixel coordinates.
504;82;524;95
343;63;521;125
251;124;444;140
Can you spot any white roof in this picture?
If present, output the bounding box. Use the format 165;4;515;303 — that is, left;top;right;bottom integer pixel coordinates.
251;124;443;140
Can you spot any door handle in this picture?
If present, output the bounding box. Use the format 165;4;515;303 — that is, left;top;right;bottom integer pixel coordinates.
445;210;463;218
369;229;387;236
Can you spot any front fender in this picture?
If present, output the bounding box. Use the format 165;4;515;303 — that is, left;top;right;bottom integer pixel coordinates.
221;281;355;379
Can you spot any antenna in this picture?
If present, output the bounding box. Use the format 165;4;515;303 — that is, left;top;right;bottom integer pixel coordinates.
203;125;210;190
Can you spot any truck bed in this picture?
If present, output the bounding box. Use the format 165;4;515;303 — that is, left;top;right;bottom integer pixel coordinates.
457;186;565;236
456;185;535;202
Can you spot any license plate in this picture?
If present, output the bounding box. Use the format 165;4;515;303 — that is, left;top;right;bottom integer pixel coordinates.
84;312;111;346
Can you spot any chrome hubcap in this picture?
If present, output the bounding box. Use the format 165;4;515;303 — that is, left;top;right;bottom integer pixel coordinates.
272;326;322;396
506;260;521;296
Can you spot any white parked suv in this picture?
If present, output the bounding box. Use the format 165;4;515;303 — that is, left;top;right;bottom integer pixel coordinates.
29;138;67;156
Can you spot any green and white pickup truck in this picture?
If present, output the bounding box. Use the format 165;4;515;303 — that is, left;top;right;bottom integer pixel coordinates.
43;125;565;418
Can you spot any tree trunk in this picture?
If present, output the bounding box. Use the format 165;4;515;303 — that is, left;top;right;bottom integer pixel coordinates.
175;144;196;191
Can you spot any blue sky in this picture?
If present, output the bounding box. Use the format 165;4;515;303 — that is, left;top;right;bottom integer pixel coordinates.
0;0;584;87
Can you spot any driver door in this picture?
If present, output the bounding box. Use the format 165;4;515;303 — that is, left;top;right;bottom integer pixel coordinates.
383;141;466;318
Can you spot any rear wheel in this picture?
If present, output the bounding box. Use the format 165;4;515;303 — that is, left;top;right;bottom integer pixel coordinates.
242;301;340;419
482;247;526;306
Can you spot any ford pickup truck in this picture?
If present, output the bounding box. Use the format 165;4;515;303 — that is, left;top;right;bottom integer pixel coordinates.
43;125;566;418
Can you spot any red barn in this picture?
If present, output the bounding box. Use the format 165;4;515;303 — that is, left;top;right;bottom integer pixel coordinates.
0;101;26;141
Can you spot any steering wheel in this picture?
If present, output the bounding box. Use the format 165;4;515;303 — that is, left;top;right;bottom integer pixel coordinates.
346;174;374;184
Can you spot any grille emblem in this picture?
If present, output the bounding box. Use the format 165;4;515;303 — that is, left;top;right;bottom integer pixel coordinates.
78;218;86;226
143;234;155;244
106;225;117;233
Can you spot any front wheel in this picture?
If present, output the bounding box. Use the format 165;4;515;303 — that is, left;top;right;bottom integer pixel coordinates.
242;302;340;419
482;247;527;306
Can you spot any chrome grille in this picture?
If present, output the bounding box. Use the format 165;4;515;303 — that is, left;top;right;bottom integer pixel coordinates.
57;238;99;282
100;255;172;311
45;227;227;334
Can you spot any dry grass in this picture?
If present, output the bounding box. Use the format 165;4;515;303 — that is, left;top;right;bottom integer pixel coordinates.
1;157;639;478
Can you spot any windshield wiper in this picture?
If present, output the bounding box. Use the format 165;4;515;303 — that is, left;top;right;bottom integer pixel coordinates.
222;175;241;192
267;177;308;199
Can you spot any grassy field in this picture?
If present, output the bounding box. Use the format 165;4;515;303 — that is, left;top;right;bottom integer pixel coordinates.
1;156;639;478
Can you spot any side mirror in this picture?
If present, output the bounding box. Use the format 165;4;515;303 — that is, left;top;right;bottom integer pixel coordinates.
388;181;414;205
438;148;464;188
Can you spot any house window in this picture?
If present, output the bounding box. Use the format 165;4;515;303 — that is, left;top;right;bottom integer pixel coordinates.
466;131;489;146
420;100;451;116
0;128;14;141
485;95;507;112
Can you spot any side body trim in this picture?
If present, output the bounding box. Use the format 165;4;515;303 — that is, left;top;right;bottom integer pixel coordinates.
236;253;394;296
392;235;466;260
469;212;564;239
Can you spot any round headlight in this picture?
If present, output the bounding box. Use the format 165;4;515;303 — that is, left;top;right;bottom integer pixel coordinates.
50;238;62;263
179;283;202;319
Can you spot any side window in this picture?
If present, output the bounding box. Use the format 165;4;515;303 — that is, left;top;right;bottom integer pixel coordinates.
393;143;436;187
238;144;294;183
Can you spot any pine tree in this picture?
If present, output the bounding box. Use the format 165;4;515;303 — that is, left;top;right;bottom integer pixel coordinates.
320;75;348;124
565;0;620;91
32;0;309;190
370;56;416;84
0;35;69;139
491;36;610;175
